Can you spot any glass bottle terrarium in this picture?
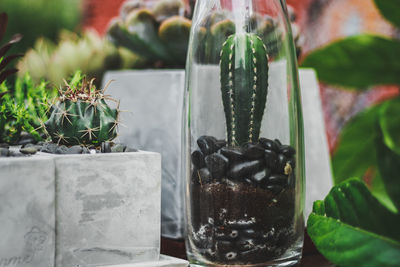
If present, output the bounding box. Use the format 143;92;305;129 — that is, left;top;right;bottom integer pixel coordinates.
183;0;305;266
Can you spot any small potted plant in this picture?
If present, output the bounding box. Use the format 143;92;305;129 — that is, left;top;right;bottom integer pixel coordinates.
0;71;162;267
40;71;162;267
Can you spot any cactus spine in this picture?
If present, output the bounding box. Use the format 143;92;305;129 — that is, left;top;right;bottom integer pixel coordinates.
220;33;269;146
45;71;119;146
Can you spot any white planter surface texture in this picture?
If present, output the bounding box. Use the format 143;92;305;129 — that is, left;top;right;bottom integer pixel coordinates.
0;156;55;267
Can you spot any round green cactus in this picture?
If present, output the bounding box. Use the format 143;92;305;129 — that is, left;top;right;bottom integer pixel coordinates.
45;71;119;146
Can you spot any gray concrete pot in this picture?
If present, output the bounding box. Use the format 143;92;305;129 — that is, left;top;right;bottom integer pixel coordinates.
0;156;55;267
53;152;161;267
0;151;161;267
103;67;333;239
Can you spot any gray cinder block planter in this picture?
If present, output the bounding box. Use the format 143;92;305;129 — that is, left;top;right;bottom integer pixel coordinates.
0;151;161;267
0;156;55;267
54;152;161;267
103;67;333;239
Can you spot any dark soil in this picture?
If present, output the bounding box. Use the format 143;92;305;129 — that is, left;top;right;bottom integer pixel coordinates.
189;136;297;265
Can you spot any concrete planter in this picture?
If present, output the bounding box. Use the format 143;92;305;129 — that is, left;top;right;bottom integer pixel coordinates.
54;152;161;267
0;156;55;267
0;151;161;267
103;67;332;239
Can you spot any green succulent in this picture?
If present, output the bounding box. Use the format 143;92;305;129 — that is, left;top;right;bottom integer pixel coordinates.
194;6;302;64
45;71;119;146
0;73;53;144
107;0;192;67
17;30;144;88
220;33;269;146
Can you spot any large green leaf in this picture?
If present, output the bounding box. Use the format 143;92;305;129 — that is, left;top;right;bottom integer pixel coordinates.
376;132;400;211
379;97;400;154
308;179;400;267
301;35;400;89
332;103;397;211
332;104;381;184
374;0;400;29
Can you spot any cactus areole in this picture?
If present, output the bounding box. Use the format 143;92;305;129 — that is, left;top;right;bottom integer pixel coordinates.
45;72;119;146
220;33;269;147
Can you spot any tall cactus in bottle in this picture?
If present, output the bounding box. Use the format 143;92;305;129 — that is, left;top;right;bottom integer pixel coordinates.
220;33;269;146
45;71;119;146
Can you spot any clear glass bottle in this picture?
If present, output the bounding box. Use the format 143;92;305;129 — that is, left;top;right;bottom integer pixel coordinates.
183;0;305;266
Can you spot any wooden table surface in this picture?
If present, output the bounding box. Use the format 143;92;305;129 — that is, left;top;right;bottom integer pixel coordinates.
161;231;333;266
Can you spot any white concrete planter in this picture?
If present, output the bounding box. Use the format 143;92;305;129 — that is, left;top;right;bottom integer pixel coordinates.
0;151;161;267
103;67;333;240
53;152;161;267
0;156;55;267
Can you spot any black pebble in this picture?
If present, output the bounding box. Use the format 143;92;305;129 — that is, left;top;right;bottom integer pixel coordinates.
197;136;218;155
205;153;229;179
280;145;296;157
191;150;206;168
274;139;282;146
264;149;279;170
198;168;213;184
259;138;279;152
41;142;58;154
243;143;265;160
266;184;284;194
56;145;69;154
20;147;38;155
228;160;263;180
220;147;245;162
67;145;83;154
268;174;288;187
215;140;227;150
101;142;112;153
250;168;271;186
288;157;296;168
277;154;287;173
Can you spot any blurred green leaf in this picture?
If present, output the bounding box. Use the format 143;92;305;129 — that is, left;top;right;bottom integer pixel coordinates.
332;103;397;211
377;131;400;211
374;0;400;29
332;104;381;183
379;98;400;154
0;0;81;57
301;35;400;89
308;179;400;267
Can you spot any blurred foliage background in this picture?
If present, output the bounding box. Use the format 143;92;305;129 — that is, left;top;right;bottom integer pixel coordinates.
0;0;82;56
